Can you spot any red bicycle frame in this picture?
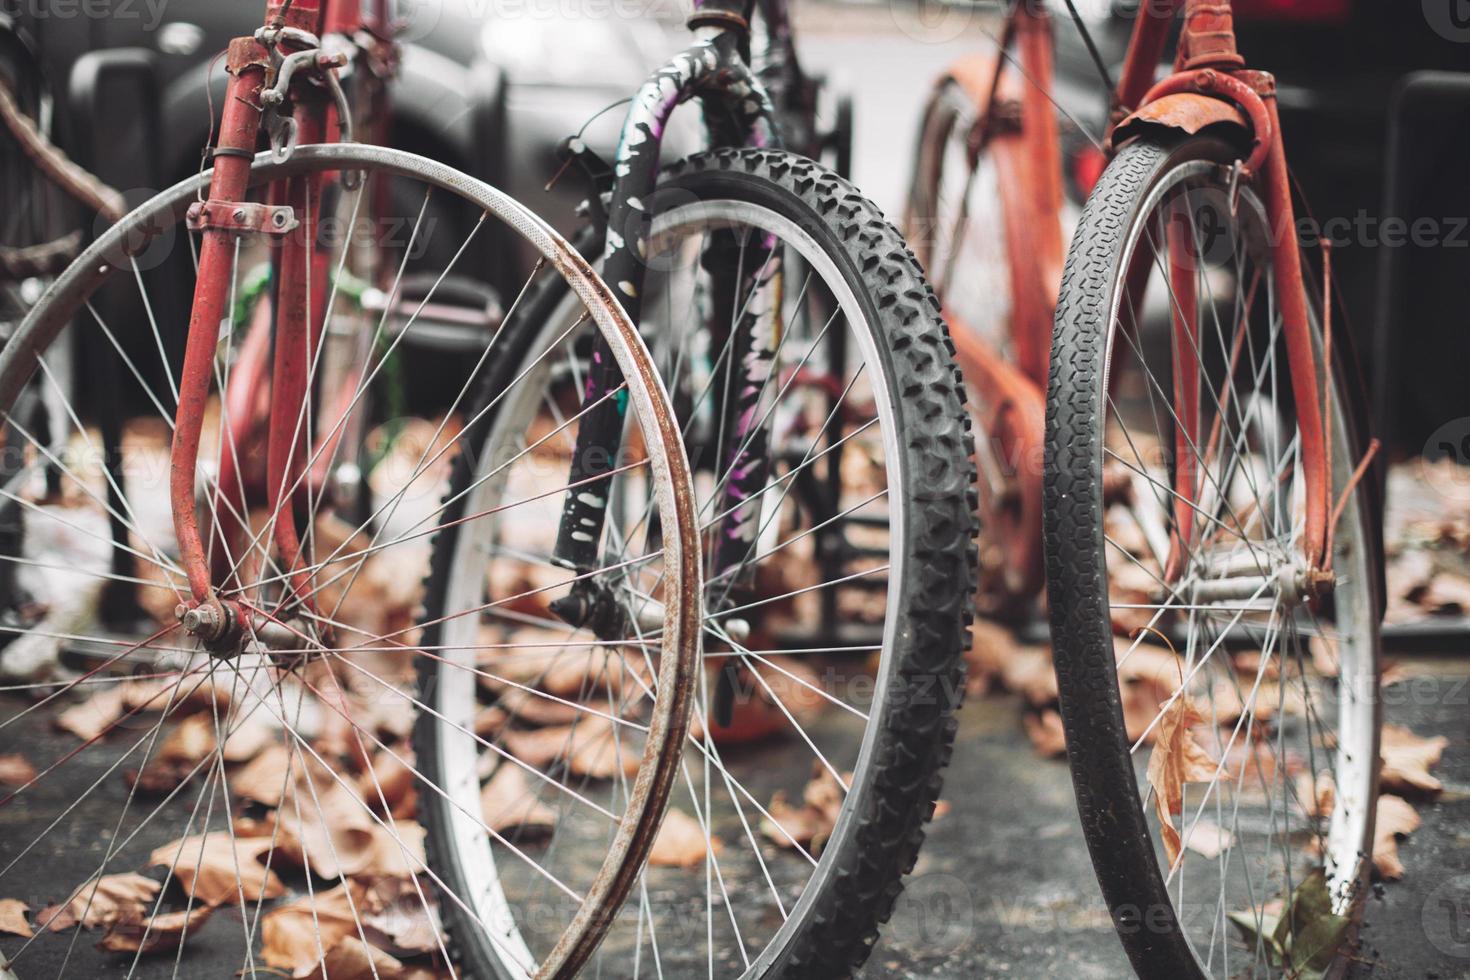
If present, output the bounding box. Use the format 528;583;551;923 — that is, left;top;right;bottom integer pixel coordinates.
941;0;1337;597
172;0;393;642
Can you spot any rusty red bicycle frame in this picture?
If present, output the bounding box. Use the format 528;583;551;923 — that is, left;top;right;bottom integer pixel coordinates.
171;0;393;641
946;0;1333;594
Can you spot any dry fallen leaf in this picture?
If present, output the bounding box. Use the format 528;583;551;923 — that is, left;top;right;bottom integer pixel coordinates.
1380;724;1448;797
1022;708;1068;758
36;873;161;932
130;713;219;792
1295;770;1336;820
707;660;828;745
274;775;378;879
0;754;37;787
149;833;286;906
1373;794;1421;880
962;617;1019;695
481;762;558;837
233;743;296;806
358;876;442;956
999;646;1058;708
55;686;127;741
759;766;847;852
1145;696;1218;866
502;718;641;780
300;936;407;980
1181;817;1235;860
261;882;365;974
0;898;32;937
96;905;213;955
358;748;418;818
650;807;722;868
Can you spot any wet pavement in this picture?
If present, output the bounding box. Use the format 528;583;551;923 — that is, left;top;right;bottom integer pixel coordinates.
860;662;1470;978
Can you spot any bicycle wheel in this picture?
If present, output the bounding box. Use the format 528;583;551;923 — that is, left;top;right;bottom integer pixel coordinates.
1045;133;1381;978
426;147;975;979
0;143;699;978
905;72;1070;613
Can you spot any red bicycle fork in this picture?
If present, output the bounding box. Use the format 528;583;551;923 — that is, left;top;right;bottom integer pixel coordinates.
1114;0;1332;587
172;2;333;642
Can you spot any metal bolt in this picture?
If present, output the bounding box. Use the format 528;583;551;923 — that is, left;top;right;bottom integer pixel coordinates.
233;209;247;222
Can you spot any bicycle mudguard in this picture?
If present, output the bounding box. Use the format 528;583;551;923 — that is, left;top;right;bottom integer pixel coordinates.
1112;92;1251;149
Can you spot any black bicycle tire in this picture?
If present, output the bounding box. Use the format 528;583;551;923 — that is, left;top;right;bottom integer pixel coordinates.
417;147;977;980
1043;132;1382;980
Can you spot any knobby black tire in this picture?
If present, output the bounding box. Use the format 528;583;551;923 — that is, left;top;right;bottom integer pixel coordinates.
417;147;977;979
1042;133;1382;980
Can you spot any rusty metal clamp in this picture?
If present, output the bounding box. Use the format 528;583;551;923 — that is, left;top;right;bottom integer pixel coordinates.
186;200;300;236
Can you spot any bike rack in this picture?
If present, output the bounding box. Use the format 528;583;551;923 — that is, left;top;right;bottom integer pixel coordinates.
1374;71;1470;650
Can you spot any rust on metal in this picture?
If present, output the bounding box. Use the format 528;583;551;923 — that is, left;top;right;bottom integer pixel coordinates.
185;200;299;236
1112;92;1250;145
171;51;268;602
1130;69;1274;176
1179;0;1245;71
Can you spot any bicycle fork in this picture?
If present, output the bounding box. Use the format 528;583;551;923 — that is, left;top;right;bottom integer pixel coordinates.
173;4;332;647
548;26;781;723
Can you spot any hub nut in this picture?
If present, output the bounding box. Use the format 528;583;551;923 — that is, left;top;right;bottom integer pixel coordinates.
177;599;230;643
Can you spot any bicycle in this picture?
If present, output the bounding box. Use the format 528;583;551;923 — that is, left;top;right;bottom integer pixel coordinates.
0;0;703;976
417;0;976;974
1018;2;1379;976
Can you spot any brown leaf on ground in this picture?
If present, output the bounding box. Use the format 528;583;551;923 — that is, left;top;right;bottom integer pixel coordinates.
271;768;379;879
96;905;213;955
130;713;218;792
299;936;407;980
232;743;295;806
1145;696;1218;866
358;748;418;819
55;686;127;741
1180;817;1234;859
481;762;558;837
261;882;366;974
1417;572;1470;616
358;876;442;955
1309;635;1339;677
1295;770;1336;820
707;660;828;745
474;705;510;738
649;807;722;868
0;753;37;787
496;686;608;728
0;899;32;937
758;765;847;852
502;718;641;780
354;821;428;879
1373;794;1421;880
1380;724;1448;797
962;618;1019;696
36;873;162;932
221;709;279;763
486;558;570;620
148;833;286;906
999;646;1058;708
541;648;653;701
1022;708;1068;758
